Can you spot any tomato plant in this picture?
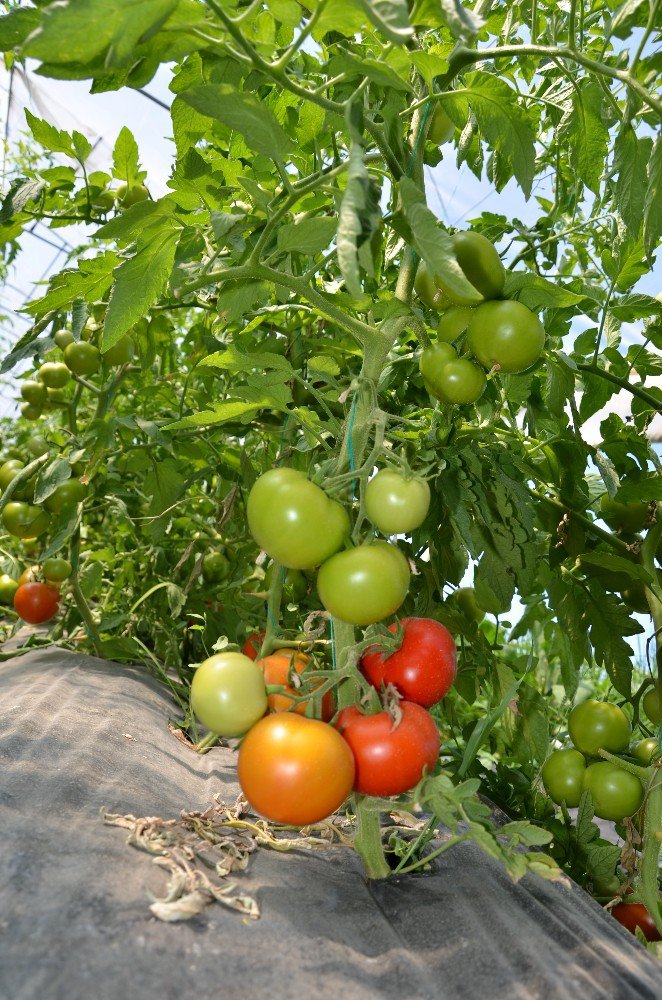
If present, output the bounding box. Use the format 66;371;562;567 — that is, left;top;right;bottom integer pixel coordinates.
364;469;430;535
317;542;410;626
642;688;661;724
64;342;100;376
467;301;545;373
360;618;456;707
238;714;355;826
541;749;586;808
257;649;333;719
631;738;658;765
190;653;268;737
14;582;59;624
2;502;50;539
582;762;644;822
568;700;631;756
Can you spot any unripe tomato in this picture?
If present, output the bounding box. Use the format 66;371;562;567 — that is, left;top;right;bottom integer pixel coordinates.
257;648;333;718
336;702;440;796
42;557;72;583
103;336;135;366
427;105;454;145
436;305;474;343
541;748;586;807
190;652;268;737
247;468;349;570
447;586;485;623
201;550;231;585
242;630;265;660
38;362;70;388
54;328;75;349
92;189;114;211
631;738;658;765
0;574;18;603
317;541;410;626
642;688;661;724
449;231;506;302
600;496;652;534
429;358;486;404
568;700;631;756
45;388;68;409
364;469;430;535
20;402;43;420
27;435;49;457
582;762;643;821
44;479;87;513
2;502;50;539
64;342;100;376
22;538;40;557
360;617;456;707
467;300;545;373
0;459;25;492
14;581;59;624
414;262;452;311
419;341;458;395
611;902;662;942
264;562;307;603
116;182;149;207
238;714;355;825
21;381;47;407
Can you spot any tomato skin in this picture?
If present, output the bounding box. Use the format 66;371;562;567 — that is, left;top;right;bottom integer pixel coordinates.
436;306;474;343
27;436;49;458
631;738;658;765
257;649;334;719
242;630;265;660
582;762;644;821
14;582;59;624
201;550;230;585
64;342;100;376
38;362;70;388
448;231;506;302
364;469;430;535
642;688;661;724
568;699;631;756
238;714;355;825
21;380;47;407
467;300;545;373
414;262;452;311
447;587;485;623
44;479;87;513
247;468;349;570
18;565;40;587
54;328;74;349
317;541;410;626
103;336;135;366
191;652;268;737
429;358;486;405
0;460;25;492
600;496;652;534
611;902;661;943
336;702;440;797
427;106;454;145
116;182;149;207
2;502;50;539
0;574;18;603
541;748;586;807
360;618;456;707
42;557;72;583
419;342;458;395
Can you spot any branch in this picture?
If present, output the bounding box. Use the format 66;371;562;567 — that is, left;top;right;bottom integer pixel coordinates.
577;363;662;413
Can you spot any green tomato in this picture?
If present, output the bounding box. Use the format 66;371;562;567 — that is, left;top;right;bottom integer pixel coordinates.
414;262;452;311
622;579;650;615
27;435;49;458
642;688;661;724
116;182;149;207
264;562;307;603
447;587;485;623
21;381;47;407
364;469;430;535
38;362;70;389
53;328;75;350
428;358;486;405
541;748;586;807
92;189;115;211
42;558;72;583
247;468;349;570
582;762;644;822
2;502;50;539
44;479;87;513
102;336;135;366
419;342;457;394
190;652;267;737
631;738;659;765
0;460;25;492
201;550;231;585
64;342;100;376
20;402;43;421
317;541;410;626
467;300;546;374
436;306;474;344
568;699;631;756
427;105;454;145
0;574;19;603
45;388;68;409
600;496;653;534
447;231;506;302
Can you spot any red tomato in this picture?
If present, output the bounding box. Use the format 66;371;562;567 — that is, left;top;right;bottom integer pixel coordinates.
611;902;661;942
359;617;456;707
336;702;440;797
238;714;355;825
14;582;59;624
242;630;265;660
257;649;334;720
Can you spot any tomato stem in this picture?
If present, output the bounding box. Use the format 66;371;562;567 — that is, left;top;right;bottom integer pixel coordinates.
353;795;391;880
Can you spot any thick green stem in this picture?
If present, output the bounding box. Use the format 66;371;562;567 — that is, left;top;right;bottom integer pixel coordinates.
527;488;632;555
638;762;662;936
577;363;661;413
353;795;391;879
332;618;359;708
69;525;102;656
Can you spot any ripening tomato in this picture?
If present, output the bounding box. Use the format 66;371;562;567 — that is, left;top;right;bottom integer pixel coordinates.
257;649;333;719
364;469;430;535
336;702;440;796
14;582;59;624
242;630;265;660
38;362;70;388
2;502;50;539
541;748;586;807
360;617;456;707
582;762;644;821
247;468;349;570
467;300;545;373
631;738;658;765
317;541;410;626
427;105;454;145
42;557;72;583
600;496;652;534
0;574;18;603
238;714;355;825
568;700;631;756
64;341;100;376
642;688;661;724
44;479;87;513
611;902;662;942
18;565;40;587
436;305;474;344
191;652;267;737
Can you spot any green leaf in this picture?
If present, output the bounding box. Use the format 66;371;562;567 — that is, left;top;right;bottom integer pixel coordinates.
33;459;74;505
398;177;482;302
644;135;662;258
439;0;485;38
501;821;552;847
504;272;588;311
0;177;45;223
180;85;294;159
586;587;643;697
559;80;608;196
474;545;515;613
614;126;652;237
277;217;337;255
358;0;413;44
200;345;294;377
165;401;265;430
25;109;82;160
112;126;142;183
337;143;382;297
0;7;40;50
24;252;119;318
580;552;651;584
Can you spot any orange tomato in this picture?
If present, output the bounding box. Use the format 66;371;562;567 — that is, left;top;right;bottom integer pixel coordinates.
18;565;40;587
257;648;334;720
238;714;355;826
